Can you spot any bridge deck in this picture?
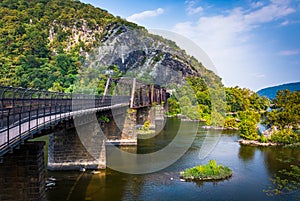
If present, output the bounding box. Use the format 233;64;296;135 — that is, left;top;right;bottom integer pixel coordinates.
0;103;129;157
0;79;167;157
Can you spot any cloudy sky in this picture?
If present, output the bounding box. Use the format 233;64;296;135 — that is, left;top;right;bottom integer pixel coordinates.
81;0;300;91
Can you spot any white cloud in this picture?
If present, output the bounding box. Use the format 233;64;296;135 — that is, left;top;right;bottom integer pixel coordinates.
186;0;203;15
251;1;264;8
172;0;296;89
127;8;164;23
244;1;295;24
280;20;290;26
279;49;300;56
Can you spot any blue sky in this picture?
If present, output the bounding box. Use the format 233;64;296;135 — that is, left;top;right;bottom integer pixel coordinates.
81;0;300;91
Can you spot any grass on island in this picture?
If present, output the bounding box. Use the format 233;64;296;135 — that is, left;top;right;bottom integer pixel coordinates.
180;160;232;181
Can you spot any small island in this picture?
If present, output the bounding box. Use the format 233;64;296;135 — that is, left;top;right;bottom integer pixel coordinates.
180;160;232;181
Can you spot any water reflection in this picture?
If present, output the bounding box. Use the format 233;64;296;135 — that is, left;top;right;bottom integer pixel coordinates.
46;118;300;201
263;146;300;175
238;145;256;161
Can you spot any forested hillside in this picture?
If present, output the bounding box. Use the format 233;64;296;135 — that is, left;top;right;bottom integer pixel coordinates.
0;0;138;90
0;0;221;93
257;82;300;99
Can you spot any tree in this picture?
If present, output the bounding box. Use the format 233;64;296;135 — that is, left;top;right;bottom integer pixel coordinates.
238;110;260;140
224;116;238;129
266;90;300;129
167;96;180;116
225;87;269;113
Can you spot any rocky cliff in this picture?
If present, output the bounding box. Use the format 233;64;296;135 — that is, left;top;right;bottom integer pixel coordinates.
0;0;222;90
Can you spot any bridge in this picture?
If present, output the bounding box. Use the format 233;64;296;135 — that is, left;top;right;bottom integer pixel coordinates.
0;78;167;201
0;78;167;157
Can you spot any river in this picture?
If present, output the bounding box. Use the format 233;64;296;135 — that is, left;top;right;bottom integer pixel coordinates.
45;118;300;201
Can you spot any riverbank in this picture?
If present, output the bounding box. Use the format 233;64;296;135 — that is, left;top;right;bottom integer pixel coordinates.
166;114;204;122
201;126;239;130
239;139;300;149
238;139;281;146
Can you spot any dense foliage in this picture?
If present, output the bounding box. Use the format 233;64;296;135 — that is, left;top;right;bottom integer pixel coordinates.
180;160;232;181
167;80;268;128
270;128;300;144
225;87;270;113
261;90;300;144
238;110;261;140
0;0;139;91
266;90;300;129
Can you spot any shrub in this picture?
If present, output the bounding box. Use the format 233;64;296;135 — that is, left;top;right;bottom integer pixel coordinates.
209;159;217;169
142;120;150;131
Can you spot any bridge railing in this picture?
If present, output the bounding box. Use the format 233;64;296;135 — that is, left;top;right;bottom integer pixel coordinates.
0;86;131;156
0;78;167;156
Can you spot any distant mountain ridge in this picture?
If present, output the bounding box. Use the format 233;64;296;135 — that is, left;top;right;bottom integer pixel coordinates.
257;82;300;99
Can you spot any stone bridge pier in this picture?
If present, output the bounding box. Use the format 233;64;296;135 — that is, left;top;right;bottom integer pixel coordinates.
136;105;165;132
47;116;106;171
47;105;165;171
0;141;46;201
48;106;164;170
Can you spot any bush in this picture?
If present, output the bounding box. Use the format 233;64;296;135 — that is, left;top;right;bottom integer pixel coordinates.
142;120;150;131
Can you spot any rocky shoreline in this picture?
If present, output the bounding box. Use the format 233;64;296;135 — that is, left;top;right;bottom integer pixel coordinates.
201;126;239;130
180;173;232;182
238;139;281;146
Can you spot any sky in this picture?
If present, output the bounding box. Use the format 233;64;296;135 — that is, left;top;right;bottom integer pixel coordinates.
81;0;300;91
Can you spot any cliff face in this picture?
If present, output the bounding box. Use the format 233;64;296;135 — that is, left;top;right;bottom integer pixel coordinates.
92;24;205;85
0;0;222;90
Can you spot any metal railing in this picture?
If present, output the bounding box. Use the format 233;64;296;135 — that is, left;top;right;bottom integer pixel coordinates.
0;86;130;156
0;79;167;157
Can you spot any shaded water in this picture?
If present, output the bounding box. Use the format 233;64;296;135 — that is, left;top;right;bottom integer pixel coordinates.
46;118;300;201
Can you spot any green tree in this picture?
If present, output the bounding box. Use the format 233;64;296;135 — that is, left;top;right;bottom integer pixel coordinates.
266;90;300;129
224;116;238;129
238;110;260;140
167;96;180;116
225;87;269;113
270;128;300;144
